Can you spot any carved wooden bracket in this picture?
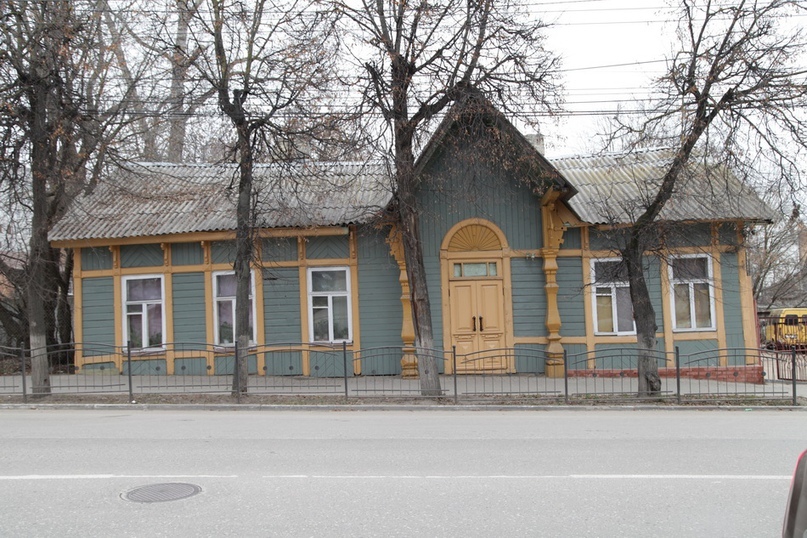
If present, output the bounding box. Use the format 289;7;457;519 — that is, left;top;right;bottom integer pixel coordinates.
109;246;119;269
160;243;169;266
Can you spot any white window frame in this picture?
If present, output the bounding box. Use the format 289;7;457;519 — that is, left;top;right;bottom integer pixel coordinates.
122;274;166;350
669;254;716;332
212;270;257;346
307;267;353;343
591;258;636;336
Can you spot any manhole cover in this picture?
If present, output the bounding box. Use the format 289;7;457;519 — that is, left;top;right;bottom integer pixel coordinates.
123;483;201;503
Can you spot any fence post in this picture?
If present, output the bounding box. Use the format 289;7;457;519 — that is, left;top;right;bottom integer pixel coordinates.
343;341;349;403
127;342;134;403
675;347;681;405
792;346;798;407
235;341;241;405
20;347;27;404
563;349;569;405
452;346;458;405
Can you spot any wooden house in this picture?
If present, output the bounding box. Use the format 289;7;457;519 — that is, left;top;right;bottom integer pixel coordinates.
49;96;772;377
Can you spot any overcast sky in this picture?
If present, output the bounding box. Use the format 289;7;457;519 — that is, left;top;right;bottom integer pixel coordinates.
539;1;678;156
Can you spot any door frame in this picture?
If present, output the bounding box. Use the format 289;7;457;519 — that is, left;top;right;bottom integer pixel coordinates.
440;219;515;374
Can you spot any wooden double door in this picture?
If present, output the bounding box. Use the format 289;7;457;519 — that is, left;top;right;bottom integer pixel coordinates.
449;271;507;372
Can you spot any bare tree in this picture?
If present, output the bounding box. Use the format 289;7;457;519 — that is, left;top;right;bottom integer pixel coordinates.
749;205;807;310
0;0;155;393
182;0;338;393
99;0;218;163
609;0;807;395
336;0;561;395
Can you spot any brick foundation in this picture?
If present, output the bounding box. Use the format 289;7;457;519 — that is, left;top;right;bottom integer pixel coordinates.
566;365;765;384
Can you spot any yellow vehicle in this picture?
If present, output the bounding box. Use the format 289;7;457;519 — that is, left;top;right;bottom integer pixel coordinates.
760;308;807;350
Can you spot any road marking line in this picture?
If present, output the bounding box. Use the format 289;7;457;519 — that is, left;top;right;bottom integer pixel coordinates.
261;474;792;480
0;475;238;480
570;474;791;480
1;474;790;481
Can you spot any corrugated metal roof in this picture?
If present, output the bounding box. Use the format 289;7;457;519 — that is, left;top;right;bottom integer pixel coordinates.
50;161;392;242
552;147;774;225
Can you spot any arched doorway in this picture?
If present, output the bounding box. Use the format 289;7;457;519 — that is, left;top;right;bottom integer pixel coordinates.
441;219;512;373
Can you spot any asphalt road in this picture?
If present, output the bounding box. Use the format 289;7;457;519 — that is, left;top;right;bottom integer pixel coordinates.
0;407;804;537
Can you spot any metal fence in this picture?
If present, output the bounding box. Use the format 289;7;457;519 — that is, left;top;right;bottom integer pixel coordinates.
0;342;804;405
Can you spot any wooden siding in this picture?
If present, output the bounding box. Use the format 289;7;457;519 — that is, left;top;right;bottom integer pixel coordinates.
309;350;354;377
172;243;204;266
214;354;258;375
82;277;115;354
665;223;712;248
562;343;590;370
675;339;720;365
263;267;302;343
561;228;582;250
120;244;163;268
589;229;627;252
557;258;586;337
174;357;208;375
417;147;544;256
357;232;403;374
513;343;547;373
264;351;303;376
172;272;207;347
262;237;297;262
720;252;746;353
511;258;547;337
306;235;349;259
718;223;739;246
211;241;236;264
123;359;167;375
592;342;667;369
80;247;112;271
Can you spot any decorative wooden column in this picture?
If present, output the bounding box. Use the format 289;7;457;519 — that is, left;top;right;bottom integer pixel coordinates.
387;226;419;378
541;190;567;378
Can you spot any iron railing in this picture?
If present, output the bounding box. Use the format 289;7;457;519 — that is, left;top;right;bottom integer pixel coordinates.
1;342;804;405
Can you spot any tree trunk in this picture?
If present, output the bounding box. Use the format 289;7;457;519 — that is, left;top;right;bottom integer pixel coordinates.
394;132;442;396
623;238;661;397
232;120;252;395
27;73;52;396
399;201;442;396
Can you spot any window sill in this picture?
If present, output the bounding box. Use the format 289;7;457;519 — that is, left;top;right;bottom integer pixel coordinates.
593;332;637;337
128;347;166;357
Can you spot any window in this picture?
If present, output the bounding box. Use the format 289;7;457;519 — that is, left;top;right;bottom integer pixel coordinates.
308;267;352;342
670;255;714;331
123;276;164;349
213;271;256;345
452;262;498;278
592;259;635;335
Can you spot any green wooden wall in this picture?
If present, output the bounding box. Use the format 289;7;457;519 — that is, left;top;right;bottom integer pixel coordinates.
262;237;297;262
172;243;204;266
80;247;112;271
81;277;115;355
306;235;349;259
356;230;403;374
263;267;301;343
557;258;586;337
675;339;720;366
120;244;162;267
720;252;746;352
172;272;207;348
511;258;547;337
211;241;236;264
